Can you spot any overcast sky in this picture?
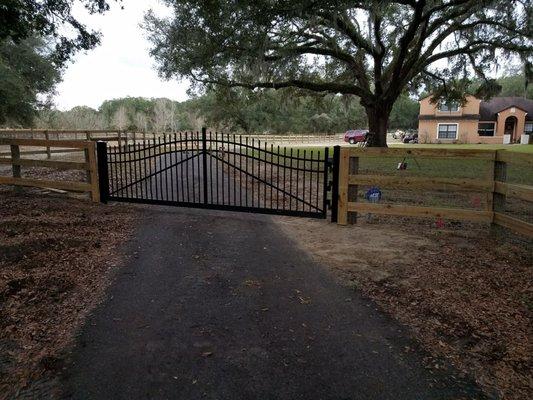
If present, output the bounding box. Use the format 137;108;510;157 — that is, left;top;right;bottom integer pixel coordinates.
54;1;190;111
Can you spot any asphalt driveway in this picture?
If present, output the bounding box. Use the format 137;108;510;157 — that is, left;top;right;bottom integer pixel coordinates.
61;207;486;400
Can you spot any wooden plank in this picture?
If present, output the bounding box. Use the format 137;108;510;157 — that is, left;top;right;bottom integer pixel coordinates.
0;157;89;170
0;149;84;157
496;150;533;167
348;174;493;191
494;181;533;202
0;176;92;192
0;138;91;149
493;212;533;238
0;129;123;134
347;202;493;223
348;147;496;160
337;148;350;225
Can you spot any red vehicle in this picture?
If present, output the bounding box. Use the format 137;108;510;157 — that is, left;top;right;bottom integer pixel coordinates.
344;129;368;144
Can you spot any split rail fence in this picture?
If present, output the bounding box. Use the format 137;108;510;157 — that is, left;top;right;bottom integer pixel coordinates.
0;138;99;201
0;129;343;154
333;147;533;238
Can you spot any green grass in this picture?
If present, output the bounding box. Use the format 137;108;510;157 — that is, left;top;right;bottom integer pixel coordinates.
286;143;533;154
273;143;533;185
394;143;533;153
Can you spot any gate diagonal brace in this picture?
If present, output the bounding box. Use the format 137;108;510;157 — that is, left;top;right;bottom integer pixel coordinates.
207;151;322;212
110;151;202;195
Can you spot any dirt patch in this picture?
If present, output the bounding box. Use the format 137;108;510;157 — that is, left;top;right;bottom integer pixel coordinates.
275;216;532;400
0;187;137;399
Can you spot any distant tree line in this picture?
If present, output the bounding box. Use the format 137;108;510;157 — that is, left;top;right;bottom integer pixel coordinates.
4;73;532;134
30;90;418;134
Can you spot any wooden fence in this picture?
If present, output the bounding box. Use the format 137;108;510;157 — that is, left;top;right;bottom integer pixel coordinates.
335;147;533;238
0;138;99;201
0;129;343;148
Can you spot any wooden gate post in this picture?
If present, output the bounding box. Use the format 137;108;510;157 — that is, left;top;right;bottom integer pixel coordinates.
337;147;349;225
85;142;100;202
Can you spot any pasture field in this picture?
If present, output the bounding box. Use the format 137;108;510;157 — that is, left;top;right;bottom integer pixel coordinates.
281;143;533;185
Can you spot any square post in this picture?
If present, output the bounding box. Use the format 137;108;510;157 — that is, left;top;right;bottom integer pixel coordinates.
202;127;208;204
337;147;350;225
330;145;340;222
96;141;110;203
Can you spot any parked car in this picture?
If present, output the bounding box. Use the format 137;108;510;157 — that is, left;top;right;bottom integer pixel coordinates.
402;131;419;144
344;129;368;144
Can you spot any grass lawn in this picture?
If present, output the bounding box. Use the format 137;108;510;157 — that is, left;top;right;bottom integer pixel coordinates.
276;143;533;184
395;143;533;153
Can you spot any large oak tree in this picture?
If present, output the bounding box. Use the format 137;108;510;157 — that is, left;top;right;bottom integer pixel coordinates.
1;0;120;65
145;0;532;146
0;0;118;125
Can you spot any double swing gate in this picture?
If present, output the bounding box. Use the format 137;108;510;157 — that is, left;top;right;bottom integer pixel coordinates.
97;129;331;218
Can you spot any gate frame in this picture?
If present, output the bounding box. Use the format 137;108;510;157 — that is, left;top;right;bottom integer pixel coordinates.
96;129;333;219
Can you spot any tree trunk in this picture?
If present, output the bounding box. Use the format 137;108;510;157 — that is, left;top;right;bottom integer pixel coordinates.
365;104;392;147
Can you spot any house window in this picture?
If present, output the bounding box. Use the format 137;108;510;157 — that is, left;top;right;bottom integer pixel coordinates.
438;101;459;112
437;124;458;139
478;122;495;136
525;122;533;135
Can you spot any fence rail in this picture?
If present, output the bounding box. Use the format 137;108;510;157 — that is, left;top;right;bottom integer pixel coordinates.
334;147;533;238
0;130;344;158
0;138;99;201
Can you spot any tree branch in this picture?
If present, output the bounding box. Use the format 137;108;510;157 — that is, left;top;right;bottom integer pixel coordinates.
191;74;367;97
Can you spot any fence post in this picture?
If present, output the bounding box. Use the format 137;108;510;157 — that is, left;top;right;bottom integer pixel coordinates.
492;151;507;222
347;156;359;224
10;144;22;193
202;127;208;204
96;141;110;203
84;142;99;202
337;147;349;225
330;146;340;222
45;131;51;159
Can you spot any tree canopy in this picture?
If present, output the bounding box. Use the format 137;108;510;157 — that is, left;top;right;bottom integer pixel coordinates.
145;0;533;146
1;0;118;65
0;0;118;127
0;37;61;126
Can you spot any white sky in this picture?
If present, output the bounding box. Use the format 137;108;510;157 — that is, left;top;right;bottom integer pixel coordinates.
54;1;190;111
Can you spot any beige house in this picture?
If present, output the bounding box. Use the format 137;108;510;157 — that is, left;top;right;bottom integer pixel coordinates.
418;95;533;144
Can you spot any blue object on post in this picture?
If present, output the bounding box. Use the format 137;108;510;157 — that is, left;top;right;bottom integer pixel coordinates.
365;187;382;203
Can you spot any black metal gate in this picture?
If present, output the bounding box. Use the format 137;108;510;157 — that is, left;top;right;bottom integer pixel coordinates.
97;129;330;218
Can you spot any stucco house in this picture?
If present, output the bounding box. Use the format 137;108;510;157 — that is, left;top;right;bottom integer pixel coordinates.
417;95;533;144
